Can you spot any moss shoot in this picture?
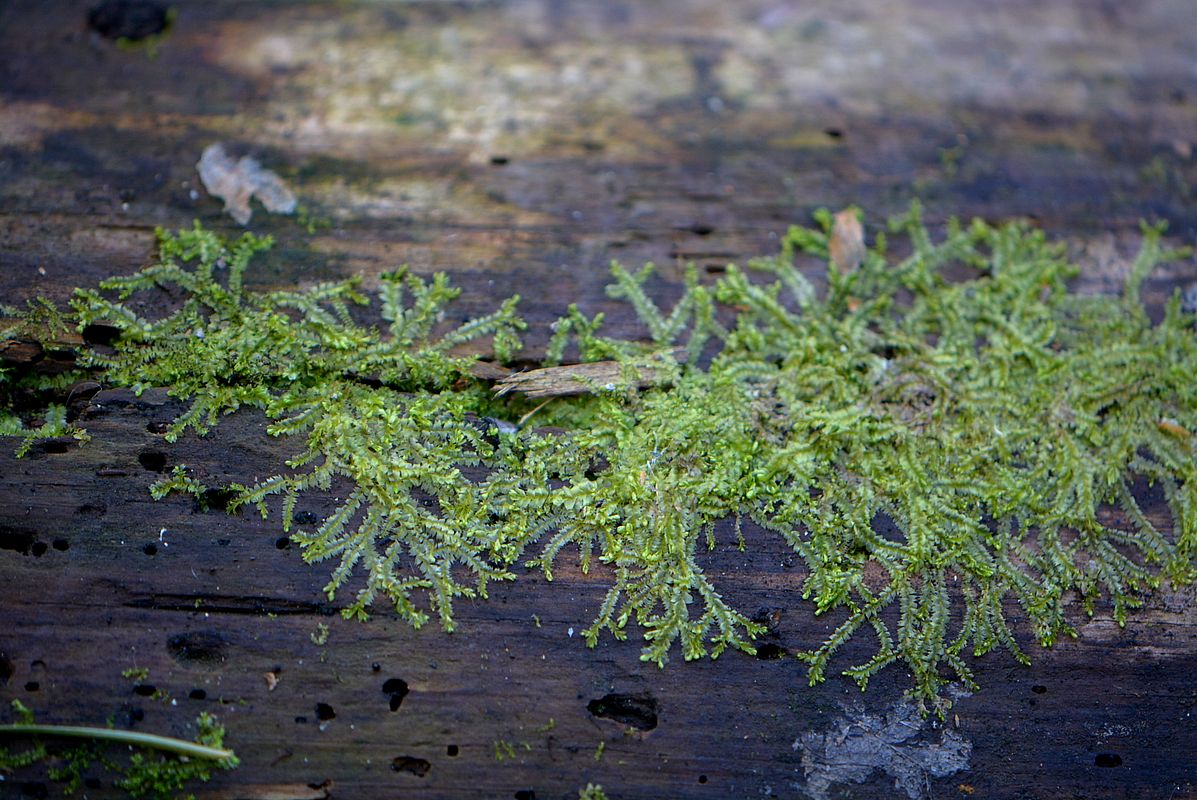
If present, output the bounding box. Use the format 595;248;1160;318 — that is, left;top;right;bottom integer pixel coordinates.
5;205;1196;711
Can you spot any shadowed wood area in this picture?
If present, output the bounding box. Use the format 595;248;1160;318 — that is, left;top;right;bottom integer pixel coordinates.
2;1;1197;798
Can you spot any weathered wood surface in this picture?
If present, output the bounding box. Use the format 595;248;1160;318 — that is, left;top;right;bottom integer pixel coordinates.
2;1;1197;798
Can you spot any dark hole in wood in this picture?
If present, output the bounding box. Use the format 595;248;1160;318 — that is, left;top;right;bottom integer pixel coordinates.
167;631;228;665
753;642;787;660
315;702;336;721
751;606;783;635
688;222;714;236
514;791;536;800
383;678;409;711
586;692;658;731
275;536;291;550
133;684;156;697
52;538;69;551
698;775;708;784
1094;753;1123;768
391;756;431;776
20;781;48;799
824;127;844;139
80;322;121;346
0;526;36;554
1031;684;1047;694
295;511;318;525
146;421;171;434
189;688;207;700
138;450;166;472
372;662;381;672
489;155;510;166
24;681;39;692
0;655;12;684
201;488;238;513
35;439;72;455
87;0;169;41
126;707;144;723
446;744;459;757
142;543;157;556
30;541;47;557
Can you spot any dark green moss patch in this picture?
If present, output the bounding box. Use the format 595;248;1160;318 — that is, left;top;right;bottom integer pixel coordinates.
7;205;1197;711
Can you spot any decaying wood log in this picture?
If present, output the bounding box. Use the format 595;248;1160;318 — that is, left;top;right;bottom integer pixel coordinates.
1;1;1196;798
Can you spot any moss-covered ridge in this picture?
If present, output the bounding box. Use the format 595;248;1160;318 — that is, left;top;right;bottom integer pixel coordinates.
11;205;1196;710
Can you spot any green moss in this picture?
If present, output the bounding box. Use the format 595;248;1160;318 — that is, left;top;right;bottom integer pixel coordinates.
8;205;1197;711
0;701;236;799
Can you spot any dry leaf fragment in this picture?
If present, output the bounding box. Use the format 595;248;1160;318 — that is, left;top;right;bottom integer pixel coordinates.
494;350;684;399
264;670;280;691
197;143;297;225
829;209;866;274
495;361;637;399
1158;417;1191;439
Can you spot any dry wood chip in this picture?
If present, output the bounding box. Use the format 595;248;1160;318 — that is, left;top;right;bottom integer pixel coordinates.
197;143;297;225
829;209;866;274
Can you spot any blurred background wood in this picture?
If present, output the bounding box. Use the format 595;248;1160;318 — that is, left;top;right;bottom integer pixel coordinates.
1;1;1196;798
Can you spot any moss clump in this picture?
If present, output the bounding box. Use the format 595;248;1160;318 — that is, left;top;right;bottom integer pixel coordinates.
0;700;237;799
11;205;1196;710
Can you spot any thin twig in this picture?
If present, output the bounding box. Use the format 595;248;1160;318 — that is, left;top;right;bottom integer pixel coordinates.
0;724;234;760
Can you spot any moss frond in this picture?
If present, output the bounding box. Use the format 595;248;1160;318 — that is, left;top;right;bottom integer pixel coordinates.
7;206;1196;710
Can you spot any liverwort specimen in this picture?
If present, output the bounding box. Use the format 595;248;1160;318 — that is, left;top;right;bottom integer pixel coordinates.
7;204;1194;711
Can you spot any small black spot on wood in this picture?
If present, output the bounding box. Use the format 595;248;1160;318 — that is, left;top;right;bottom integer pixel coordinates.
132;684;156;697
167;631;228;665
586;691;658;731
514;791;536;800
383;677;409;711
142;543;157;556
1095;753;1123;768
24;681;39;692
51;538;69;551
315;702;336;721
754;642;787;659
1031;684;1047;694
19;781;48;799
446;744;459;757
391;756;431;776
87;0;169;42
0;526;37;554
30;542;47;557
200;487;238;513
138;449;166;472
79;322;121;346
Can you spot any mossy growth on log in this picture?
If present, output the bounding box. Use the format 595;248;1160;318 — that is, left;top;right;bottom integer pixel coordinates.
0;700;236;800
7;205;1197;711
